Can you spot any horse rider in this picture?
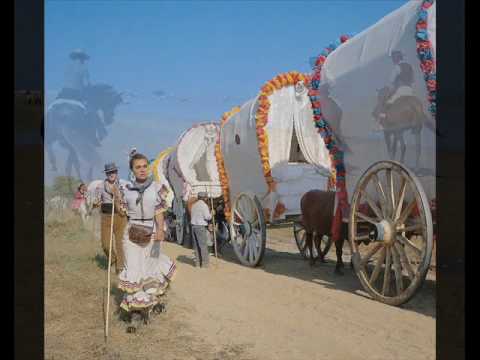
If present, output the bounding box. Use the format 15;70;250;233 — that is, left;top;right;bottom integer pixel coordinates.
386;50;415;105
57;49;91;105
99;162;129;274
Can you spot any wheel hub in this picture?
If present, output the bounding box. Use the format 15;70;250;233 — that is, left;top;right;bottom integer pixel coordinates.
373;219;395;244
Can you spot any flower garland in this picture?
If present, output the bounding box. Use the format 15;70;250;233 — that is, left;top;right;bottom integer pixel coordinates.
308;35;351;242
152;147;174;183
256;71;309;192
215;106;241;221
415;0;436;118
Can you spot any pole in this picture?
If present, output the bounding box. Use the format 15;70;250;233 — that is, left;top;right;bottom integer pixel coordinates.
207;185;218;259
105;196;115;341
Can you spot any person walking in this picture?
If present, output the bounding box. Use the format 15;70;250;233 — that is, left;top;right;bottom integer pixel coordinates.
190;192;214;268
118;152;176;327
99;162;129;274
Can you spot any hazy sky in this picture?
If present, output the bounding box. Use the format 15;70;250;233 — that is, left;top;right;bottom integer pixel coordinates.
45;0;407;183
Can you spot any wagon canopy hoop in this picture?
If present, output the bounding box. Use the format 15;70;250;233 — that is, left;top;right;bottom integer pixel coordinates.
349;160;433;306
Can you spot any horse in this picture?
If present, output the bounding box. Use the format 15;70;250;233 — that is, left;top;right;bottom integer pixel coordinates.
300;190;348;272
45;84;123;186
372;86;435;170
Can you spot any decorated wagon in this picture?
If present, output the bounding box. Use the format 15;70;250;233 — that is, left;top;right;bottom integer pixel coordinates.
165;122;225;245
216;71;336;267
303;0;436;305
217;0;436;306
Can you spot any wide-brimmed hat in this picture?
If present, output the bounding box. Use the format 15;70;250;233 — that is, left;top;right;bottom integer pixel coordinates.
104;162;118;173
69;49;90;61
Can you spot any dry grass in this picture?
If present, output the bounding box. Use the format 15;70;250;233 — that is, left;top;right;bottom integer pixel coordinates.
45;212;256;360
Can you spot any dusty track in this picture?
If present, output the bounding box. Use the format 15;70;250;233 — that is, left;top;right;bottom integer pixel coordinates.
45;213;435;360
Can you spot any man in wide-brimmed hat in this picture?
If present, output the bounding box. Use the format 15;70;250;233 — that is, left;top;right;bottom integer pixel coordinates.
57;48;91;103
99;162;129;273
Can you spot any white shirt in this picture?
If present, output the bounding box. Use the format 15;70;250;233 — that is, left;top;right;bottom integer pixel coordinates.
190;200;212;226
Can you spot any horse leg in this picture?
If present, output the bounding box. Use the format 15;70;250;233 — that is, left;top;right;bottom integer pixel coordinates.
46;142;58;171
384;132;394;160
334;237;345;275
414;130;422;170
316;233;327;263
305;231;314;267
398;133;406;164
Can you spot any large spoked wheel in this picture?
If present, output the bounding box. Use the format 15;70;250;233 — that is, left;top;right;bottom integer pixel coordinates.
173;198;185;245
230;192;267;267
293;221;332;260
349;161;433;306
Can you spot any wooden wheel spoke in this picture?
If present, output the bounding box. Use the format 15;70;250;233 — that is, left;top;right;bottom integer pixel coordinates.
355;234;370;242
391;246;404;295
360;243;383;268
356;212;378;225
401;224;423;234
386;169;395;218
233;209;245;223
397;235;422;257
397;200;416;226
373;173;388;218
394;178;408;221
369;247;386;284
382;247;392;296
394;242;415;281
359;189;383;221
242;240;249;258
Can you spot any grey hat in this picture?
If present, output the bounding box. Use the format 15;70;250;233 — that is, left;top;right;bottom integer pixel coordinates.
104;162;118;173
197;192;208;199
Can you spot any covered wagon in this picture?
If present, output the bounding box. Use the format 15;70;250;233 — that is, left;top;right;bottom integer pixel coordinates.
305;0;436;305
166;122;224;245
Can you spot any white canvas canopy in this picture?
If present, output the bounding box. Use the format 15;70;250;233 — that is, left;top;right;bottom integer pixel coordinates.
220;76;332;221
166;122;223;200
319;0;436;200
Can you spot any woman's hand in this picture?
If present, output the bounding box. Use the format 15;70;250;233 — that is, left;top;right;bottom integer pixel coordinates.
150;241;160;258
155;230;165;242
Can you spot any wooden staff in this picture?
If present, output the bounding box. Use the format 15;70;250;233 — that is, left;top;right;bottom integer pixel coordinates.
206;185;218;259
105;193;115;341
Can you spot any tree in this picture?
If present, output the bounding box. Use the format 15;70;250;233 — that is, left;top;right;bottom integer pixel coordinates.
51;176;82;198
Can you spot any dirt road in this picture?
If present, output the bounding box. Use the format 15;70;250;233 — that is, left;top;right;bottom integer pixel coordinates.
45;214;435;360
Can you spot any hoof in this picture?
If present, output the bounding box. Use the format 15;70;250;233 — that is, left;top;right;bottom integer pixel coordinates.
334;267;344;276
126;326;137;334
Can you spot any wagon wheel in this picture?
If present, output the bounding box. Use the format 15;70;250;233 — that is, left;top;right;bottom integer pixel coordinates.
349;161;433;306
230;192;267;267
293;221;332;260
173;198;185;245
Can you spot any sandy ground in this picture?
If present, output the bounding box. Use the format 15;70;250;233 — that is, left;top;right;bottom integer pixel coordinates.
45;211;435;360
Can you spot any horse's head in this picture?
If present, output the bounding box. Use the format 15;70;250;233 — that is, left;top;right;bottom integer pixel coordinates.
85;84;124;125
372;86;391;121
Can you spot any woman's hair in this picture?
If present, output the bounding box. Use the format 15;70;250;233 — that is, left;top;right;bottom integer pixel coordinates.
78;183;85;191
129;152;149;170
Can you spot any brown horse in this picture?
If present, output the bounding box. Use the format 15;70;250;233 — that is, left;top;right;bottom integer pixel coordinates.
372;87;435;169
300;190;348;274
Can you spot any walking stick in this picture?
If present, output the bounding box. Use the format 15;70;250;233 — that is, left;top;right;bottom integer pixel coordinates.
105;198;115;341
207;185;218;259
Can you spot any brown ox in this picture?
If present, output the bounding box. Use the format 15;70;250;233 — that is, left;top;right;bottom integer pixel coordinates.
300;189;348;274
